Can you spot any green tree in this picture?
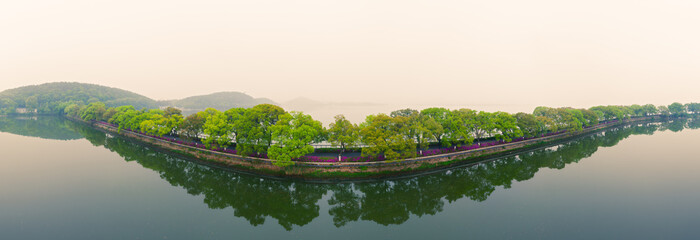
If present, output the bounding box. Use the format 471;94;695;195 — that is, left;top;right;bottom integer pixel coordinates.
558;108;583;133
580;109;599;127
268;112;323;166
132;109;165;135
642;104;658;116
629;104;644;117
108;105;139;132
414;113;442;153
0;99;17;115
137;109;182;137
533;106;554;118
536;116;558;134
163;107;182;117
102;107;118;121
492;111;522;141
567;108;586;127
25;96;38;110
610;106;625;121
619;106;634;119
162;114;183;136
471;111;495;144
668;102;687;117
197;108;222;120
686;103;700;114
447;109;476;146
80;102;107;121
236;104;286;156
64;103;82;118
224;107;247;143
657;105;671;117
589;106;623;121
514;112;539;138
327;115;360;160
360;114;416;160
139;119;159;135
535;106;569;128
390;108;418;118
391;109;423;147
178;113;206;140
419;108;450;146
202;109;234;149
393;109;440;151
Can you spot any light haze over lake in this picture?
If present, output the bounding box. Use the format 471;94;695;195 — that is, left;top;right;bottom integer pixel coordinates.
2;116;699;239
3;0;700;239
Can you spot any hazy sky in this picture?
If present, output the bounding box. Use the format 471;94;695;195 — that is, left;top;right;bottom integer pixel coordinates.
2;0;699;108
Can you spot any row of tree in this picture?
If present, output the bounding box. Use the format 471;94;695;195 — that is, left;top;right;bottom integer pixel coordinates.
65;101;699;166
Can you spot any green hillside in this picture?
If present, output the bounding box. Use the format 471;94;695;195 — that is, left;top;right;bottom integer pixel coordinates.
0;82;158;114
159;92;278;111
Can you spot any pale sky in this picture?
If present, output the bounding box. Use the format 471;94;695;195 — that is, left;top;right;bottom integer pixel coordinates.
2;0;699;108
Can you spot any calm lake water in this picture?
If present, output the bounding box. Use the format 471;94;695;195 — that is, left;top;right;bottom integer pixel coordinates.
1;116;700;239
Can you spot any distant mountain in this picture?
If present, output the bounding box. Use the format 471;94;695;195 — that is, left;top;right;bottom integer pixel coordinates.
255;97;277;105
159;92;278;112
0;82;279;115
0;82;158;114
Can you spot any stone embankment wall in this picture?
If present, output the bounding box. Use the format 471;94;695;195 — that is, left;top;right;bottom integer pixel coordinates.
87;116;659;180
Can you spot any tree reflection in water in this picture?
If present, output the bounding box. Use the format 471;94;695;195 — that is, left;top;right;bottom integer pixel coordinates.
2;116;696;230
0;116;83;140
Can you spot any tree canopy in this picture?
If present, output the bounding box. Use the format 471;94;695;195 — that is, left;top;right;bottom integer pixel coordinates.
61;99;697;162
0;82;157;114
327;115;360;158
268;112;324;166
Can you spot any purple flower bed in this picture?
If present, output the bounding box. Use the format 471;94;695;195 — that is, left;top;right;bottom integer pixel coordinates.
97;121;252;158
97;121;117;127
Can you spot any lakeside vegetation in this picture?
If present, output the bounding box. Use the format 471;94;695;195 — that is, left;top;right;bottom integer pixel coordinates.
56;116;698;229
60;98;700;167
2;110;699;229
0;82;277;115
5;84;697;167
0;82;158;114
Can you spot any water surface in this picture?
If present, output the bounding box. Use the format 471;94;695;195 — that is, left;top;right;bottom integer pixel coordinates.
1;116;699;239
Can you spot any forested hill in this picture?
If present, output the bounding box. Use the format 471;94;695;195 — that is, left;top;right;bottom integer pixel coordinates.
158;92;277;112
0;82;158;114
0;83;279;115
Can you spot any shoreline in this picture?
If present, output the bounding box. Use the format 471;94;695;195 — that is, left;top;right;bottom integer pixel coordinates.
73;116;661;181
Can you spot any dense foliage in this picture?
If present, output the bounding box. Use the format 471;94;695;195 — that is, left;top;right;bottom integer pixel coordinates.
0;82;277;115
0;82;158;114
269;112;324;166
64;99;699;165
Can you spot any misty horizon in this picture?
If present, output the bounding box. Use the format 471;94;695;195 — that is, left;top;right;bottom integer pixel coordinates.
0;80;689;108
3;1;700;238
3;0;699;108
